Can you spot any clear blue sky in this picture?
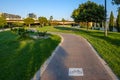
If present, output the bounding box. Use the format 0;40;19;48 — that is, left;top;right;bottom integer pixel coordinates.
0;0;118;20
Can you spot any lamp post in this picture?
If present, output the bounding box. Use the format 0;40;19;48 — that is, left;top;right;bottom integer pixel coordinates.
105;0;107;36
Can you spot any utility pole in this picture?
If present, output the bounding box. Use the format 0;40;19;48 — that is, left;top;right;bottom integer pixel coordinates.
105;0;107;36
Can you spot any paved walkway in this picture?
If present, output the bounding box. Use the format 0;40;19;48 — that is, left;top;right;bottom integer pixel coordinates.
40;33;115;80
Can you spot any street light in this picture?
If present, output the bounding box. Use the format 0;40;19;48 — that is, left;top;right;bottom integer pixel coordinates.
105;0;107;36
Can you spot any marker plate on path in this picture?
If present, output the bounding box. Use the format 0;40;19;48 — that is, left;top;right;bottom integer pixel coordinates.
69;68;84;76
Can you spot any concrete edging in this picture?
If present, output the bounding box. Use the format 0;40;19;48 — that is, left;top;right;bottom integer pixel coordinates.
31;33;64;80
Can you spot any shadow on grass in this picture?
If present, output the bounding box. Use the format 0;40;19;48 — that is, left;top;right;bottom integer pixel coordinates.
0;32;60;80
87;31;120;47
54;26;120;47
54;26;81;32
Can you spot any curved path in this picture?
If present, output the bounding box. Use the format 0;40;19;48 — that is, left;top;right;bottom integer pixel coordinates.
40;33;116;80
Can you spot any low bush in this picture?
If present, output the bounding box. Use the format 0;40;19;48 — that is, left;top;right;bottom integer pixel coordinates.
37;31;47;37
11;28;48;39
11;28;29;38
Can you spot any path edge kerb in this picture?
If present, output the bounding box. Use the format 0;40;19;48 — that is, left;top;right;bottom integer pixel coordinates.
40;33;64;77
31;33;64;80
74;34;119;80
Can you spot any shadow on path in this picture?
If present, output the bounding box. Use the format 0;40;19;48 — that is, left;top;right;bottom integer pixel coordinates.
41;46;73;80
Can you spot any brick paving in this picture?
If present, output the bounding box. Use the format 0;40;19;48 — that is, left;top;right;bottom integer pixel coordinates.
40;33;114;80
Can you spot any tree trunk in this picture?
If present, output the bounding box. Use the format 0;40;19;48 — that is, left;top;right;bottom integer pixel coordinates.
63;22;64;27
87;22;88;31
29;24;30;28
104;21;108;36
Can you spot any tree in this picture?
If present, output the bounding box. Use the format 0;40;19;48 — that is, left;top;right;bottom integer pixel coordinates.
109;11;114;31
12;22;23;27
112;0;120;5
49;16;53;26
0;16;7;29
71;1;105;30
112;0;120;10
116;10;120;32
38;16;48;27
62;18;65;26
50;16;53;21
24;17;34;28
28;13;37;20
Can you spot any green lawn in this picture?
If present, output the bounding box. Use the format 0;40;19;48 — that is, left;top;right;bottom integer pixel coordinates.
38;26;120;79
0;31;61;80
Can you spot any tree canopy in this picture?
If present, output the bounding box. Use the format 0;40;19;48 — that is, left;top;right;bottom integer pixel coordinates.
50;16;53;21
112;0;120;5
38;16;48;27
24;17;35;27
109;11;114;31
0;17;7;28
112;0;120;10
62;18;65;22
71;1;105;23
61;18;65;26
28;13;37;19
49;16;53;26
116;10;120;32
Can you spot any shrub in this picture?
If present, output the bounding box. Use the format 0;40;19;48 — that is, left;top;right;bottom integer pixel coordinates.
11;28;48;39
17;28;28;38
11;28;29;38
37;31;47;37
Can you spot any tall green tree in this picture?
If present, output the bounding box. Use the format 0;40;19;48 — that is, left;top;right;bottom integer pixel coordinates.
38;16;48;27
71;1;105;30
109;11;114;31
0;17;7;29
24;17;34;28
116;10;120;32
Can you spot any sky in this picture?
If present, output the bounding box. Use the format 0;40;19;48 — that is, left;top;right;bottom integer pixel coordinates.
0;0;119;20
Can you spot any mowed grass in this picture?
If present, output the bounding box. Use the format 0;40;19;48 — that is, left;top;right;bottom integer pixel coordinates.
0;31;61;80
38;26;120;79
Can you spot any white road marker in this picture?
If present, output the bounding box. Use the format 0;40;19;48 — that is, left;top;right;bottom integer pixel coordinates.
69;68;84;76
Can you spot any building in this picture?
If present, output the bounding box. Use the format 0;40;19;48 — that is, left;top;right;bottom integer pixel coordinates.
0;12;21;20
